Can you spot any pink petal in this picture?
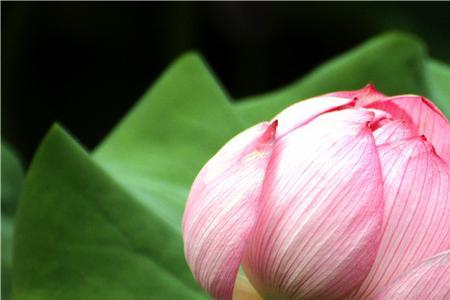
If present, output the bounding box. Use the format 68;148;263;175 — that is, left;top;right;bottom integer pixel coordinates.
244;109;384;300
373;120;413;145
182;121;277;300
350;137;450;299
367;95;450;163
328;83;386;106
273;96;354;138
364;108;392;127
374;250;450;300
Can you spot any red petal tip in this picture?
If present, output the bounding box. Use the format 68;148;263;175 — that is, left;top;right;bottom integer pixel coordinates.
270;119;278;129
365;82;376;89
264;120;278;140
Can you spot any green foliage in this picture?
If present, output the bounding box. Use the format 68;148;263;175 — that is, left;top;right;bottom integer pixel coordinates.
1;141;24;300
427;59;450;118
13;126;207;300
13;53;249;300
11;31;450;300
94;53;244;228
2;141;24;215
2;216;15;300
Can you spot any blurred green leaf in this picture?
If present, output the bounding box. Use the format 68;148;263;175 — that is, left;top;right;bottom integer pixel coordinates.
94;52;243;228
2;141;24;300
236;32;429;125
13;53;248;300
13;125;208;300
2;140;24;215
2;216;15;300
427;59;450;118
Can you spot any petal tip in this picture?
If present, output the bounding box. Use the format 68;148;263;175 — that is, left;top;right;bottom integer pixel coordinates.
267;120;278;138
255;120;278;152
362;82;379;94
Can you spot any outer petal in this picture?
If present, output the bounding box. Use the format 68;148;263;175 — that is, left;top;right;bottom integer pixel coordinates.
367;95;450;162
328;83;386;106
373;120;413;145
273;96;354;138
374;251;450;300
244;109;384;300
350;137;450;299
182;121;277;300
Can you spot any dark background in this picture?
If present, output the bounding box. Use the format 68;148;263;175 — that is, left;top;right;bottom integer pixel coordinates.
2;2;450;163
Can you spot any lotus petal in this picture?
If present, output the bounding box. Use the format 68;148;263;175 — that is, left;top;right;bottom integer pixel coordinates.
273;96;354;138
350;137;450;299
367;95;450;162
244;109;384;300
328;83;385;106
182;121;277;300
373;120;413;145
374;251;450;300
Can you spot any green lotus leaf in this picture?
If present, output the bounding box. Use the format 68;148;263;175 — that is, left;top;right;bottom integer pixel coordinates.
13;126;207;300
427;59;450;118
1;141;24;300
1;140;24;215
94;53;243;229
2;216;15;300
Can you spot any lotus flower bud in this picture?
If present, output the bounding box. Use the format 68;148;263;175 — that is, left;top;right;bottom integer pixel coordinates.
182;85;450;300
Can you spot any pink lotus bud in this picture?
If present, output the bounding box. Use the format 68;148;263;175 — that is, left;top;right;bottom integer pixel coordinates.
182;85;450;300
